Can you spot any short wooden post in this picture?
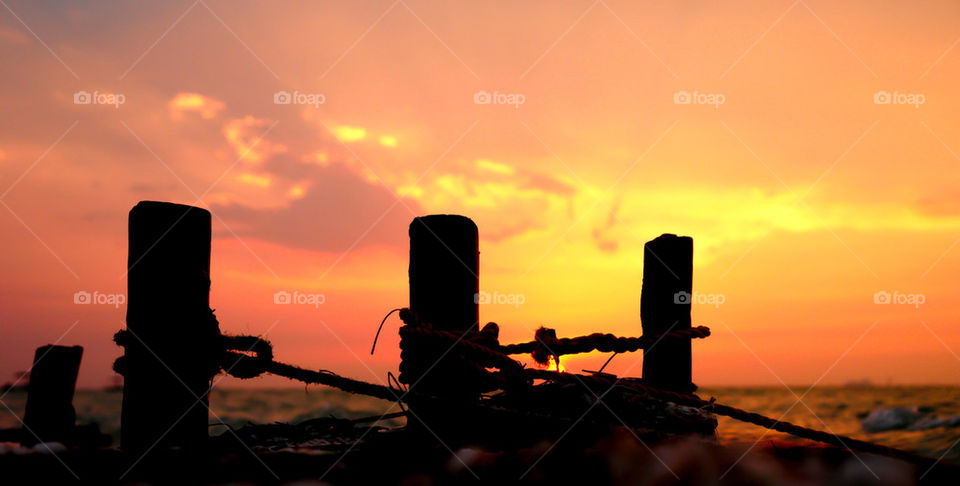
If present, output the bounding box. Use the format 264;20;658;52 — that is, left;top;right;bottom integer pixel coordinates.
406;215;480;402
640;234;694;392
121;201;214;453
22;345;83;445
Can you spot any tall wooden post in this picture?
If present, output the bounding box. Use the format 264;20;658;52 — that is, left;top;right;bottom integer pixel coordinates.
640;234;694;392
121;201;215;453
22;345;83;445
405;215;480;403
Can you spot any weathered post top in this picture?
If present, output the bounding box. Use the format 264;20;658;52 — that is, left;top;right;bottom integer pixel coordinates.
127;201;211;312
122;200;215;453
640;233;694;392
408;214;479;334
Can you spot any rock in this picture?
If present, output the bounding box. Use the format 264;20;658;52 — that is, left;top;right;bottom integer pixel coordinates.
861;407;922;432
31;442;67;453
907;415;960;431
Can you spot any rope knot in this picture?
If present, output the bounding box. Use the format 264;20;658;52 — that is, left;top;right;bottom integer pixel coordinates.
219;334;275;379
532;327;559;366
112;309;275;380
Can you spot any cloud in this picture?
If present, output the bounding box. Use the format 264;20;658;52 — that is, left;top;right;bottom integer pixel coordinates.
402;158;577;243
129;182;178;193
169;92;225;120
222;116;287;164
475;159;514;175
211;162;421;252
591;198;620;253
333;125;366;142
521;171;576;197
379;135;397;147
237;172;271;188
0;27;28;44
916;192;960;218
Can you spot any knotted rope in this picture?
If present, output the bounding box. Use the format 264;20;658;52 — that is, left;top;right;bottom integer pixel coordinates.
396;308;526;380
502;325;711;365
391;307;711;367
112;307;943;470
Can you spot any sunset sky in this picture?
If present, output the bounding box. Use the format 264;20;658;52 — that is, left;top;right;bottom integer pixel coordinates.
2;0;960;389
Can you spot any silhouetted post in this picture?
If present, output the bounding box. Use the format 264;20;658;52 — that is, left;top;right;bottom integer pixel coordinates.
640;234;694;392
122;201;215;453
406;215;480;404
22;345;83;445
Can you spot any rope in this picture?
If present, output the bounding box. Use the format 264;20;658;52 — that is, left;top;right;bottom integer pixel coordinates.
398;323;525;376
222;352;941;468
525;368;941;468
394;307;710;366
213;350;648;437
111;308;943;470
370;308;402;355
501;325;711;365
112;307;224;380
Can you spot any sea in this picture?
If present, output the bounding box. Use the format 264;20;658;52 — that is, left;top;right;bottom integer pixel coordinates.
2;386;959;461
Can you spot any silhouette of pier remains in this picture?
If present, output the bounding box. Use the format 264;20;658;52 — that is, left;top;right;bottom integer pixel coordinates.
118;201;215;453
23;345;83;445
113;201;703;452
403;215;482;425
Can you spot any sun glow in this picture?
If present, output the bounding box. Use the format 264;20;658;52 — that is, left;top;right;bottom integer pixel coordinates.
548;356;567;373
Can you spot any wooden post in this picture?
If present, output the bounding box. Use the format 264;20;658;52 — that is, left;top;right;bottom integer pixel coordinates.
640;234;694;392
22;345;83;445
121;201;214;453
406;215;480;402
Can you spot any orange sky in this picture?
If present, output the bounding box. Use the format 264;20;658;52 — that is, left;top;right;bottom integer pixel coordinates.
2;0;960;388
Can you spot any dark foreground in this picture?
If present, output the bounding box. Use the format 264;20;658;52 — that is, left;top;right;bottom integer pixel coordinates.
2;421;957;485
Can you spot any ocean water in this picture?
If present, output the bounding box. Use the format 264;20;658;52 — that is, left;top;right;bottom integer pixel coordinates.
1;386;958;461
703;386;960;461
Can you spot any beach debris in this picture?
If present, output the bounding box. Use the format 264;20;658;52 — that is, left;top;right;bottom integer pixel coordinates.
220;416;388;451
